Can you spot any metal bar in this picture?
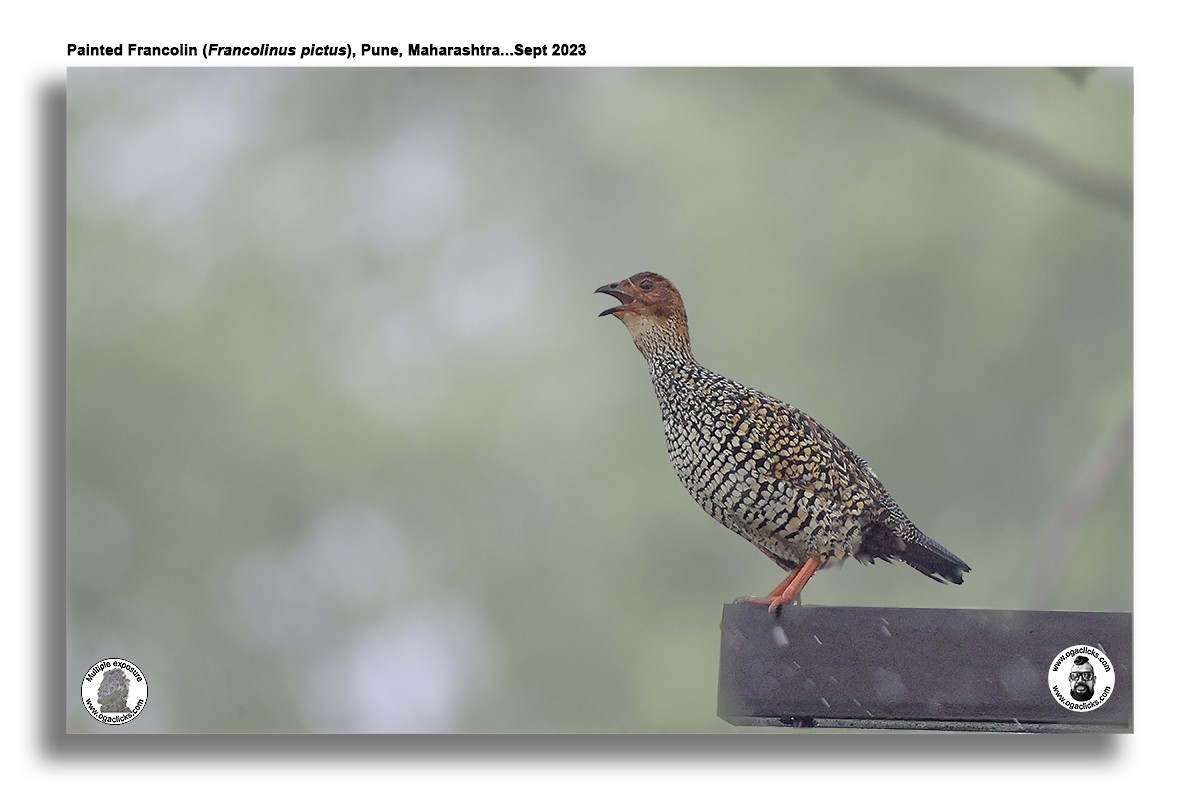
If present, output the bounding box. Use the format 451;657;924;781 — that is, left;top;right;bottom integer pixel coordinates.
717;604;1132;731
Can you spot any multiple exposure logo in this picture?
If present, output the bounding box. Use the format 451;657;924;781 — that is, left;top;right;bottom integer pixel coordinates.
1047;645;1114;712
80;658;148;725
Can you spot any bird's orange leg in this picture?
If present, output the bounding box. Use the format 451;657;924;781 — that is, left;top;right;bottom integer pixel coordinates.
768;556;821;612
765;569;800;598
735;555;822;613
735;567;799;606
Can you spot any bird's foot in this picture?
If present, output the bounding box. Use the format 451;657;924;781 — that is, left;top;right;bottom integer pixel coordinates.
734;594;793;614
736;556;822;614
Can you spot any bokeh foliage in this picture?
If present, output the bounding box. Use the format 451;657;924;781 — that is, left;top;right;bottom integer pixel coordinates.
66;68;1132;732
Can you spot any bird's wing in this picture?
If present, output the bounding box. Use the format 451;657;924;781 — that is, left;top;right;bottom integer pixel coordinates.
731;389;888;519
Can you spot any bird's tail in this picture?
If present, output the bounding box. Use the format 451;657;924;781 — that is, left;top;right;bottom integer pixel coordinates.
897;526;971;585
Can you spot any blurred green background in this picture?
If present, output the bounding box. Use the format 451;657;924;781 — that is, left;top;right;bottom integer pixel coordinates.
66;67;1132;732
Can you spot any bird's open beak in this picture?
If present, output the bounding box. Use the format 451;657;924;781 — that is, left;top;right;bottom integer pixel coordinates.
596;282;635;317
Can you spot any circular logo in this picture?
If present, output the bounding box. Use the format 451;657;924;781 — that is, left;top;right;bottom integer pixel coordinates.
1047;645;1114;712
81;658;148;725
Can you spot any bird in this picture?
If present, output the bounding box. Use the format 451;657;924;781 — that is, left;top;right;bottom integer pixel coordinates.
596;272;970;612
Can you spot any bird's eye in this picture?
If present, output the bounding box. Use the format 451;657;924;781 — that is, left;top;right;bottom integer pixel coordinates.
639;279;653;291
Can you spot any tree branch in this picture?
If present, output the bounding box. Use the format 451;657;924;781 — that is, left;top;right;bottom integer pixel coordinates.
1024;411;1133;608
832;68;1132;216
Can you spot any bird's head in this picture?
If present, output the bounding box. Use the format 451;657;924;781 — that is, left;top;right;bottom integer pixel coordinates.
595;272;691;358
